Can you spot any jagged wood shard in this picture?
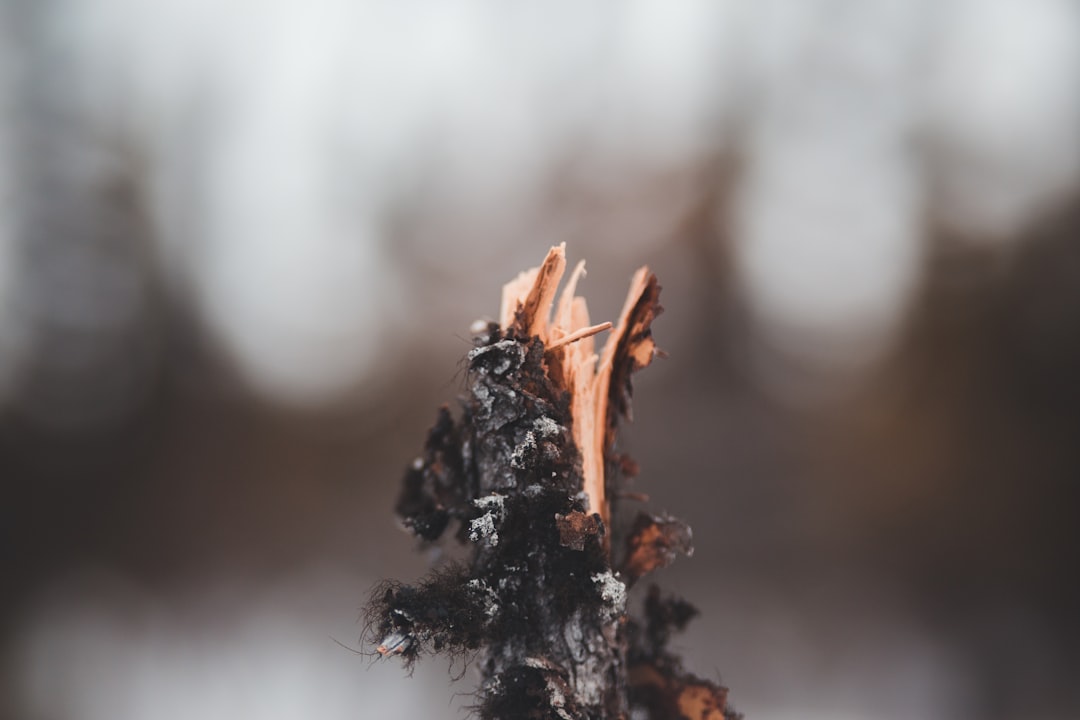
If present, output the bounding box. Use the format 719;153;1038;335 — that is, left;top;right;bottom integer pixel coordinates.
498;244;661;527
366;245;739;720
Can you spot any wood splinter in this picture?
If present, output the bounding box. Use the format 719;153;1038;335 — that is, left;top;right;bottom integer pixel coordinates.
365;244;740;720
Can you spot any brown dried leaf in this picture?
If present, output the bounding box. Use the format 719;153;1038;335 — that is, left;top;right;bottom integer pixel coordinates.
623;512;693;582
555;511;604;551
677;682;729;720
629;663;732;720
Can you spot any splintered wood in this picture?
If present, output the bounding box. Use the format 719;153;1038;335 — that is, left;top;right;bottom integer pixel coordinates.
500;243;659;530
370;244;739;720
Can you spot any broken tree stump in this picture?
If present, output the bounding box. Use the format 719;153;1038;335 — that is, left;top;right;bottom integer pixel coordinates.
366;244;740;720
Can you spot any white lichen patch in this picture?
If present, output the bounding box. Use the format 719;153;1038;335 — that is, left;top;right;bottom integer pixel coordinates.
467;578;501;619
470;494;506;546
469;514;498;546
591;571;627;615
467;339;523;376
533;416;560;437
472;383;493;413
510;431;537;469
474;494;506;511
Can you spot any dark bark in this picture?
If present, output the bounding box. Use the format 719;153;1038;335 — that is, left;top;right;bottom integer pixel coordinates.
365;255;739;719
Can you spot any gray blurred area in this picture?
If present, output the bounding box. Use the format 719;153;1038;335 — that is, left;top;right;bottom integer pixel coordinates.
2;1;1080;719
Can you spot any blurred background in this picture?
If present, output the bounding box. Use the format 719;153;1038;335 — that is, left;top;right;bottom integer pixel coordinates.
2;1;1079;718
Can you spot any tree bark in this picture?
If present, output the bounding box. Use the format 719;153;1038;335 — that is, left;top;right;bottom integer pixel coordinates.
366;245;738;720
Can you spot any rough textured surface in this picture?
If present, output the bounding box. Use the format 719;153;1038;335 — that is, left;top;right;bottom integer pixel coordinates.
622;513;694;584
372;326;623;718
365;251;738;719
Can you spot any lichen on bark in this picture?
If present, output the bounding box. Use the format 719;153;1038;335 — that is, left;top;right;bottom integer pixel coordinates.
365;245;739;720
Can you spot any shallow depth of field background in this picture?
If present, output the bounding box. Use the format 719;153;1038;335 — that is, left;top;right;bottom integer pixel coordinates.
2;2;1079;719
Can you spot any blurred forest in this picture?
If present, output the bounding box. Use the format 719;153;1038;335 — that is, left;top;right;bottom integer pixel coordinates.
1;2;1079;719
